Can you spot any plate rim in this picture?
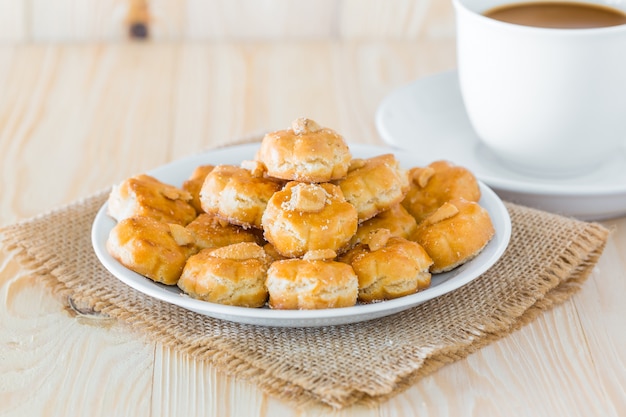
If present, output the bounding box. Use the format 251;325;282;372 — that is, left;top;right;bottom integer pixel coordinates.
91;143;512;327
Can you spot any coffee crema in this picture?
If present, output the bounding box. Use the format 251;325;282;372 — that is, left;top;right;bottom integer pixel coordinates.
484;1;626;29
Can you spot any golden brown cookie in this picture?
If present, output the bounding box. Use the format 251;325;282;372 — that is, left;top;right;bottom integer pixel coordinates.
107;174;197;225
412;198;495;273
177;242;271;307
182;164;215;214
106;216;197;285
402;160;481;224
262;242;289;263
199;163;283;229
336;154;410;223
340;229;433;302
256;118;351;182
185;213;260;250
266;250;358;309
351;204;417;247
262;181;358;258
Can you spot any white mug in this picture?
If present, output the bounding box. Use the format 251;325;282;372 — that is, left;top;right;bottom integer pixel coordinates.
453;0;626;177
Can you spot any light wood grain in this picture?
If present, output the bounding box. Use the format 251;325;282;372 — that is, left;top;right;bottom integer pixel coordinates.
0;44;179;224
0;0;26;42
571;218;626;416
0;251;154;417
0;0;459;42
181;0;337;40
30;0;126;41
0;41;624;417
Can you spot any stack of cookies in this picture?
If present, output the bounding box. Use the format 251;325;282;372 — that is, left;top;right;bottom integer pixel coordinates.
105;118;494;310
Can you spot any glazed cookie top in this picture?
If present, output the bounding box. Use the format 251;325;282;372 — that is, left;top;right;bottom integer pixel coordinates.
256;118;352;183
262;182;358;258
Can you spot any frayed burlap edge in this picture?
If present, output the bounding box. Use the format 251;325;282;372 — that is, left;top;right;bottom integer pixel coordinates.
355;219;609;407
0;192;611;410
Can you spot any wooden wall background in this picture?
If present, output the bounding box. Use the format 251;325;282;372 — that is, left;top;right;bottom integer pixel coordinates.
0;0;456;42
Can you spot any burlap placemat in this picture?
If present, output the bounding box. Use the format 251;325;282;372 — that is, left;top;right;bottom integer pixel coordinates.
0;186;609;409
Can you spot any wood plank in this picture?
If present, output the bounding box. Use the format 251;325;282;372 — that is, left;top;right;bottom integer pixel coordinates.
152;345;269;417
0;44;179;227
30;0;126;41
23;0;453;41
0;0;26;41
572;220;626;415
338;0;433;39
0;41;623;417
182;0;336;40
0;43;180;416
0;249;154;417
0;46;64;225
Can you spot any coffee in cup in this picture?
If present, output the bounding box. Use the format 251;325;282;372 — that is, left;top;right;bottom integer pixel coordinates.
484;2;626;29
453;0;626;176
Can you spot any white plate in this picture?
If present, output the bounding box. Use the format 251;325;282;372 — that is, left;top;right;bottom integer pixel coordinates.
375;70;626;221
92;143;511;327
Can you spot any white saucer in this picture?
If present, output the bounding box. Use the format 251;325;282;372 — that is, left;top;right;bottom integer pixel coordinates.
375;70;626;221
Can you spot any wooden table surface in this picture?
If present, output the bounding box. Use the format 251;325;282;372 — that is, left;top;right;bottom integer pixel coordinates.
0;40;625;417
